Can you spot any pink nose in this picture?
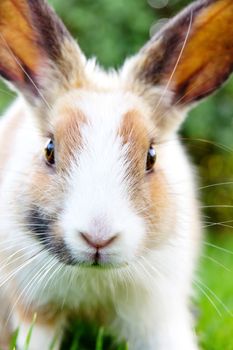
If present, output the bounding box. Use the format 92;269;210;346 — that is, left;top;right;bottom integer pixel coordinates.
80;232;118;249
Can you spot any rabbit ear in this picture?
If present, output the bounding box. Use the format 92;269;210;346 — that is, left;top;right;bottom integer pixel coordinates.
126;0;233;106
0;0;86;103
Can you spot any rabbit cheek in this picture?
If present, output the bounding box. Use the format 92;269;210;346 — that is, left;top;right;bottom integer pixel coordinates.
120;109;174;251
120;110;160;253
27;206;51;242
25;205;76;265
145;169;174;249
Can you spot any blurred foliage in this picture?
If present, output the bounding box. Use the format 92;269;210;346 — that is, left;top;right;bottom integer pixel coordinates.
0;0;233;232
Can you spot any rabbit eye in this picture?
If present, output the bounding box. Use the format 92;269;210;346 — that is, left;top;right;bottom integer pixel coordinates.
146;144;156;173
45;139;55;165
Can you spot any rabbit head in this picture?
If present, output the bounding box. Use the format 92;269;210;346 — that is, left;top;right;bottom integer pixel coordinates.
0;0;232;270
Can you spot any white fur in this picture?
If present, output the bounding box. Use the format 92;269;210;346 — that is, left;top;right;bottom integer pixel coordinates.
0;92;200;350
0;30;200;350
61;91;147;266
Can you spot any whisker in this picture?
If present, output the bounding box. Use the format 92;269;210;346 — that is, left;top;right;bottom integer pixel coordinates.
203;241;233;256
5;256;55;326
203;222;233;230
201;254;230;272
0;88;15;97
0;242;42;269
0;33;52;111
195;278;233;317
153;10;193;117
199;182;233;190
193;280;222;317
23;257;59;317
0;249;45;289
180;137;233;154
200;205;233;209
140;254;163;278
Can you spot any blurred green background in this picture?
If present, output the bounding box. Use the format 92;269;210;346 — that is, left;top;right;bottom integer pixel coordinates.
1;1;233;349
1;0;233;234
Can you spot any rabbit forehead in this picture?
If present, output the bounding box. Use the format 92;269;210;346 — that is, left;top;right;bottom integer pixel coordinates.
52;90;151;203
52;90;151;161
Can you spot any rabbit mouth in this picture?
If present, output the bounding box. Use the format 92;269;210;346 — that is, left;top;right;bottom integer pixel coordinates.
76;251;128;269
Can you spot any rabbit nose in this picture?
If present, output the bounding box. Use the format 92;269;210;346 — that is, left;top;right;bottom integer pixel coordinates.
79;232;118;249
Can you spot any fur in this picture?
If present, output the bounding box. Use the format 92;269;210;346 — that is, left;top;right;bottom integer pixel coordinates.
0;0;232;349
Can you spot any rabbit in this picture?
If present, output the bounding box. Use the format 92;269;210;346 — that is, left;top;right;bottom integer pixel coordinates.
0;0;232;349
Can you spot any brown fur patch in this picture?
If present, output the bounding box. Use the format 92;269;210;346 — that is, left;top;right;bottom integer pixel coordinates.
0;0;45;84
15;301;62;327
0;0;87;94
53;105;86;171
119;109;149;185
119;110;174;249
144;166;174;248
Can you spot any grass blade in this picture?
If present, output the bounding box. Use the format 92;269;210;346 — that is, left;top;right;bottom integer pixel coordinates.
10;328;19;350
24;313;37;350
95;327;104;350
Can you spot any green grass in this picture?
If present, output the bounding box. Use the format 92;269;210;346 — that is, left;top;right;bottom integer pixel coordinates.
60;320;127;350
196;234;233;350
10;234;233;350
